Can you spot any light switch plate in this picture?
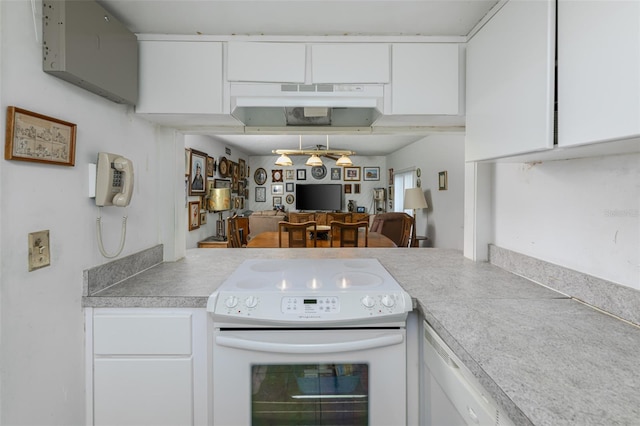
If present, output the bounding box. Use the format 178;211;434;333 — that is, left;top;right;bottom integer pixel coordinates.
28;230;50;271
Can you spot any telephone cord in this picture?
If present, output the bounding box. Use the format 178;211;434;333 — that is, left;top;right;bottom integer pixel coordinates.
96;215;128;258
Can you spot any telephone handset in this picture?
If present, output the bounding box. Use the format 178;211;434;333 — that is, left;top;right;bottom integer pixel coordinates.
95;152;134;207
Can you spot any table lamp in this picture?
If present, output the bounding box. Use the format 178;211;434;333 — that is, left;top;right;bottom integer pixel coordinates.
403;187;428;219
207;188;231;240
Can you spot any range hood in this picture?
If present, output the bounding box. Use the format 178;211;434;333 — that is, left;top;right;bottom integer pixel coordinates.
230;83;383;129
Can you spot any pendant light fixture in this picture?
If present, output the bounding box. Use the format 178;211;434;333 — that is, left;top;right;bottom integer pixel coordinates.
272;135;355;166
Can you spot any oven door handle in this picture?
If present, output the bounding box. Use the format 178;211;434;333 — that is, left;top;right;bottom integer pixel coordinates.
216;333;404;354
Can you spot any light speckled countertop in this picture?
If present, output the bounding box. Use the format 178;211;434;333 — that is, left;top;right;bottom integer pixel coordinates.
83;248;640;426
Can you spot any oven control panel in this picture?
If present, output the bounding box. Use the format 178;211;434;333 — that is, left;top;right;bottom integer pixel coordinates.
282;296;340;314
208;291;411;324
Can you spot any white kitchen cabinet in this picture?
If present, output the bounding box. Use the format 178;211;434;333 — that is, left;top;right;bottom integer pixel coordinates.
557;0;640;147
391;43;460;115
136;41;223;114
311;43;390;83
465;0;555;161
227;42;306;83
87;308;209;426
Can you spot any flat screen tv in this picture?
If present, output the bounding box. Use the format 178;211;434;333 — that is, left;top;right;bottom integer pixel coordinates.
295;184;342;211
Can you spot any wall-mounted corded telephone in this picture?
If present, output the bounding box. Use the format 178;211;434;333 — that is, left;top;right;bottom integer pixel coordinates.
94;152;134;259
95;152;134;207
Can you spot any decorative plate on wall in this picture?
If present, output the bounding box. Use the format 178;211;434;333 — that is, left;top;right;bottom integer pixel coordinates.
219;157;229;177
311;165;327;179
254;167;267;185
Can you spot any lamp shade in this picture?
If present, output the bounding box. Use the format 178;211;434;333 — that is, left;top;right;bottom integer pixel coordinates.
305;154;323;166
208;188;231;212
275;153;293;166
335;155;353;166
404;187;428;210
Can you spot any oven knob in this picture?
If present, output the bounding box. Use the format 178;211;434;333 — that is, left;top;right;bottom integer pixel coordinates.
245;296;259;308
361;295;375;308
381;295;395;308
224;296;239;308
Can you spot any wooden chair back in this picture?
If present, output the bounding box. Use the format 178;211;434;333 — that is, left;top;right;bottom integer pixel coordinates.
369;212;414;247
288;212;315;223
327;212;351;223
228;215;244;248
278;221;317;248
330;221;369;247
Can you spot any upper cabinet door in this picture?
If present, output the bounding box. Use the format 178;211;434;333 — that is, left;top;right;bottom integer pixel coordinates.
391;43;460;115
465;0;556;162
311;44;390;83
227;42;306;83
557;0;640;147
136;41;223;114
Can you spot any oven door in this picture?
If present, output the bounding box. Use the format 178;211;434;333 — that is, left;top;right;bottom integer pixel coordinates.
213;327;407;426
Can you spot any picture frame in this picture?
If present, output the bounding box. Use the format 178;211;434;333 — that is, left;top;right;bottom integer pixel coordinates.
273;196;282;207
214;178;231;188
200;211;207;225
238;158;246;179
286;194;295;204
354;183;361;194
285;169;295;180
388;168;394;185
296;169;306;180
189;149;207;195
344;166;361;181
271;183;284;195
272;169;283;182
344;184;352;194
286;182;294;192
188;201;200;230
356;206;366;213
206;156;215;177
254;167;267;185
185;149;191;176
255;186;267;202
438;171;448;190
363;166;380;181
331;167;341;180
5;106;77;166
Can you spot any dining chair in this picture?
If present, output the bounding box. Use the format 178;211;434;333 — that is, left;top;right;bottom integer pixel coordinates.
288;212;315;223
327;212;351;223
369;212;414;247
330;221;369;247
278;221;317;247
227;215;245;248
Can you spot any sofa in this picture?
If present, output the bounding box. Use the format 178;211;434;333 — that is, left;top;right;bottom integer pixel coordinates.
247;210;287;240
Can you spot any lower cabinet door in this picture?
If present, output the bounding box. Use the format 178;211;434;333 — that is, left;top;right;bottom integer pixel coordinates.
93;358;193;426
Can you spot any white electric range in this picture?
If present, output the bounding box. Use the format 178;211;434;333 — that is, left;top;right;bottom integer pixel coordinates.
207;258;412;425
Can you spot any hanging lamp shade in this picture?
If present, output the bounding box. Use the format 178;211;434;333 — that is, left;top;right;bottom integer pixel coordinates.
305;154;323;166
275;153;293;166
335;155;353;166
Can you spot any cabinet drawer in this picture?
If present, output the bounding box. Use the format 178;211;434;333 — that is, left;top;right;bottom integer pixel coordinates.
94;313;192;355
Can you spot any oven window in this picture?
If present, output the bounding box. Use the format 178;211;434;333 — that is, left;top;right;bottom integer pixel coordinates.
251;363;368;425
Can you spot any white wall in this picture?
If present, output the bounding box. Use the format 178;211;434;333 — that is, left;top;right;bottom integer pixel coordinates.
0;2;167;423
492;153;640;289
387;134;465;249
184;135;250;248
247;155;386;214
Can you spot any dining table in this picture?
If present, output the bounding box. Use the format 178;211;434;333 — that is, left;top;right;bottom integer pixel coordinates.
246;230;397;248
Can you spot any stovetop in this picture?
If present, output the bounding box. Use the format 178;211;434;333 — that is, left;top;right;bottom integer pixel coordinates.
206;259;412;327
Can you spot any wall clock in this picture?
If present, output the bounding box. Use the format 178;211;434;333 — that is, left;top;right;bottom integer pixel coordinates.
311;165;327;179
254;167;267;185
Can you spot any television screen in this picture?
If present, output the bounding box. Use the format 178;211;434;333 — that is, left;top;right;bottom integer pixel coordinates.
295;184;342;211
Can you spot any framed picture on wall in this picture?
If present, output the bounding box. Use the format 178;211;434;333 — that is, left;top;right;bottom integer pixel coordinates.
273;196;282;206
206;156;215;177
344;166;361;181
363;167;380;181
188;201;200;230
189;149;207;196
438;171;448;190
296;169;307;180
285;169;295;180
255;187;266;202
331;167;341;180
286;182;294;192
271;184;284;195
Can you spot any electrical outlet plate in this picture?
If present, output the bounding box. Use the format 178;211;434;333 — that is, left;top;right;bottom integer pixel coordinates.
28;230;50;271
